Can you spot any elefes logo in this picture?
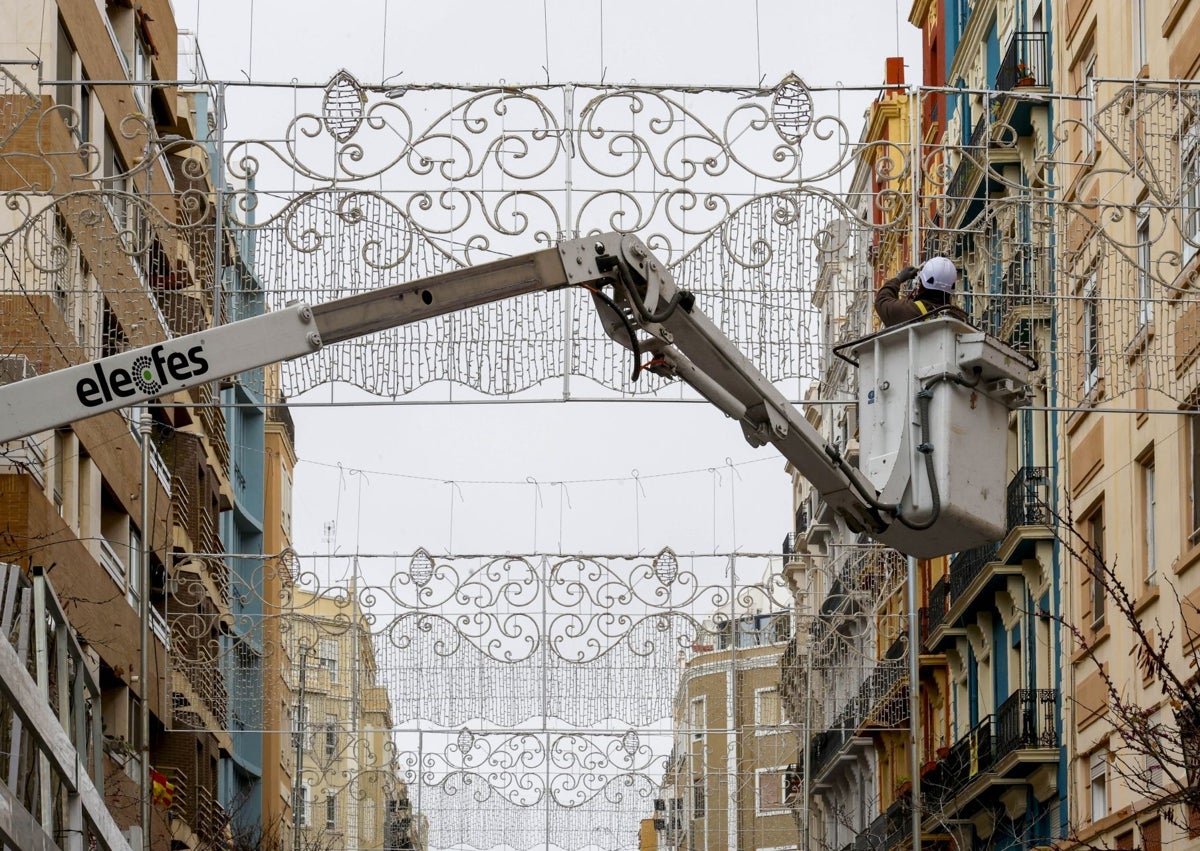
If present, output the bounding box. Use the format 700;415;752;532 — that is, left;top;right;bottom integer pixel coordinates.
76;343;210;408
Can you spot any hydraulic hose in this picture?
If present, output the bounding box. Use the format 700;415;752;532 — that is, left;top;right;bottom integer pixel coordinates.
895;367;983;531
582;283;645;382
613;254;687;324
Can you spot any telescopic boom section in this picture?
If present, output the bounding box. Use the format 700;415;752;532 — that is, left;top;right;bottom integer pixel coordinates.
0;232;887;537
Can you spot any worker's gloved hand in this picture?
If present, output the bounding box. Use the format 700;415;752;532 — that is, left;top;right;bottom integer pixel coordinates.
897;265;920;282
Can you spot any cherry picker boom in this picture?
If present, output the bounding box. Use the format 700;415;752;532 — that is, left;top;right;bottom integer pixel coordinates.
0;232;1033;558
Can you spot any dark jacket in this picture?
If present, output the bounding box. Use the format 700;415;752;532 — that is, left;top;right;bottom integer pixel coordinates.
874;275;968;328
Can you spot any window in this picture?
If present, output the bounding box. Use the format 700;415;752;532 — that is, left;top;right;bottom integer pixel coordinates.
1144;711;1164;788
103;134;129;234
294;784;309;828
292;703;309;751
692;777;706;818
53;429;68;514
325;715;337;759
127;528;142;608
318;638;338;682
1142;816;1162;851
1140;456;1157;584
132;32;150;112
1184;123;1200;266
1087;507;1106;628
756;768;790;815
55;18;74;109
690;697;705;741
325;792;337;830
755;688;782;729
54;19;90;145
281;467;293;538
1090;749;1108;820
1083;272;1100;393
1137;207;1153;328
1132;0;1147;71
1082;56;1097;151
1191;410;1200;541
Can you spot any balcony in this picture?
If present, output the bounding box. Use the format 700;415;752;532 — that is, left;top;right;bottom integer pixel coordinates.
98;537;126;587
819;544;905;619
854;811;887;851
884;792;913;849
1006;466;1053;535
926;576;949;643
948;541;999;602
925;691;1061;817
946;114;988;208
996;31;1050;92
858;660;908;729
942;716;996;799
995;689;1059;755
150;605;170;649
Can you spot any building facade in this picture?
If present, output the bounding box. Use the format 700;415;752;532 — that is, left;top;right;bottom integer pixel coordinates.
0;1;243;847
262;362;299;845
1055;1;1200;850
286;586;425;851
654;607;798;851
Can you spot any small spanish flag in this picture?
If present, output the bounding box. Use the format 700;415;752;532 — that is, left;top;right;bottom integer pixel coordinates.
150;768;175;809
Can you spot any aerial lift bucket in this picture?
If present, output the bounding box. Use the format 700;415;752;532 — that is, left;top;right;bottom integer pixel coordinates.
843;315;1036;559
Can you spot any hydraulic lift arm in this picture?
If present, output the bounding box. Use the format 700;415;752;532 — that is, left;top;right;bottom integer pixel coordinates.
0;232;892;540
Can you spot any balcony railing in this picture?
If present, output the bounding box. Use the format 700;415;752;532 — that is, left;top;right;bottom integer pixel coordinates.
927;576;949;639
827;544;906;601
1007;466;1052;529
948;541;998;601
995;689;1058;754
996;31;1050;91
942;715;995;797
858;660;908;728
810;724;851;778
854;811;887;851
98;537;126;587
150;606;169;649
884;792;913;848
946;114;988;204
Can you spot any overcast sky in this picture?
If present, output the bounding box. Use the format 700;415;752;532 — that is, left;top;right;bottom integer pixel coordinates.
168;0;923;567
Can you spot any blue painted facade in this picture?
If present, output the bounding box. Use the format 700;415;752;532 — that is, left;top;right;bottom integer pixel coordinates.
193;88;268;840
926;1;1068;847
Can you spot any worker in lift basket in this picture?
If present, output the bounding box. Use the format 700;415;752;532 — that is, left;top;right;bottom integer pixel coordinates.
874;256;968;328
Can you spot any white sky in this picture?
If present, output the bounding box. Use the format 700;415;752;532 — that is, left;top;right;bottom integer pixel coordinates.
170;0;924;564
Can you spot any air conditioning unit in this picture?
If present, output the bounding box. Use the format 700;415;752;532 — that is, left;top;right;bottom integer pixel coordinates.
0;355;36;387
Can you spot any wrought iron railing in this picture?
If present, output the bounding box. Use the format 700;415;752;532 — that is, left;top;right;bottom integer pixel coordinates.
857;660;908;728
995;689;1059;754
854;811;887;851
947;114;989;204
884;792;913;848
810;724;851;778
948;541;999;602
920;757;951;813
927;576;949;638
1007;466;1052;529
996;31;1050;91
942;716;996;797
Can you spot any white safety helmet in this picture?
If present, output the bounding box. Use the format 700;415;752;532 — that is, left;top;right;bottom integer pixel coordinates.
919;256;957;292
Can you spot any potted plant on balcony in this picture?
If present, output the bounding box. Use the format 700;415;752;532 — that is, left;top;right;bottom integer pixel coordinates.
1015;62;1036;86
